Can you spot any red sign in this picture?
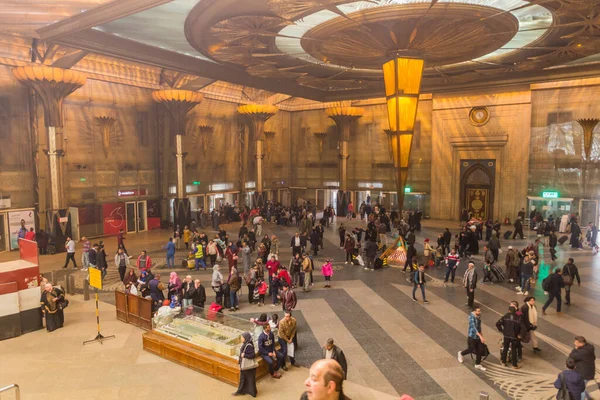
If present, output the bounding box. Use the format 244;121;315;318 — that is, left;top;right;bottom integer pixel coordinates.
117;189;147;197
103;203;125;235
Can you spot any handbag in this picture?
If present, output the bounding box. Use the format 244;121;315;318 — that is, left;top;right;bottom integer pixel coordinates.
58;298;69;310
521;331;531;344
240;344;258;370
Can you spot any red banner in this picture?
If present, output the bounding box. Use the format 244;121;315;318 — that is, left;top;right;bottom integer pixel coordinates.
103;203;125;235
147;200;161;230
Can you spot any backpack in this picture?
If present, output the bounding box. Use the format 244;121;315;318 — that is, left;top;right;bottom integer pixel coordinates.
542;276;552;292
555;373;571;400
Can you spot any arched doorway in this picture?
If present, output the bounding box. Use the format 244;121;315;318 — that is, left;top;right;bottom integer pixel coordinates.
460;164;494;220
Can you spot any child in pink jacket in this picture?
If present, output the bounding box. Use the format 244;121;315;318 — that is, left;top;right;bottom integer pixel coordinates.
321;259;333;288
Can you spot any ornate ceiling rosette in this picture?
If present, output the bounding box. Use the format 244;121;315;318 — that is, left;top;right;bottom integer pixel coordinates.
184;0;600;97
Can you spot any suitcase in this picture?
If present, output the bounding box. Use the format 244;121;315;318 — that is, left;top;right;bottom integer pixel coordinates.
558;235;569;245
491;264;506;281
503;231;512;240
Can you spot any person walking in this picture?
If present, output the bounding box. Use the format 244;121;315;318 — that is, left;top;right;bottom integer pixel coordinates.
233;332;258;397
562;258;581;306
517;255;535;295
542;267;565;315
81;237;91;271
114;247;130;282
62;237;78;269
291;232;303;257
496;305;522;369
117;228;128;255
279;284;297;313
568;336;596;400
554;358;586;400
458;306;487;371
520;296;542;352
412;264;429;304
323;338;348;380
504;246;520;283
488;233;501;262
463;262;478;309
163;238;176;269
322;259;333;288
549;231;558;262
444;249;460;283
443;228;452;255
302;253;313;291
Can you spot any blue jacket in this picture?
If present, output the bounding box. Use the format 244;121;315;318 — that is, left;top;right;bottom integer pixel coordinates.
258;331;275;356
165;242;175;256
554;370;585;399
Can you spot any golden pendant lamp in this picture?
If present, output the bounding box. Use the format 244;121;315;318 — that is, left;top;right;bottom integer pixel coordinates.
382;56;424;212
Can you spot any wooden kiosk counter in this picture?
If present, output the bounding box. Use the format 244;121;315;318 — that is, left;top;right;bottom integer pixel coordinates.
141;305;269;386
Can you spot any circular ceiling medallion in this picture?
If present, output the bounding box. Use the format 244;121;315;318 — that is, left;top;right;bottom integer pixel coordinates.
469;107;490;126
300;4;519;70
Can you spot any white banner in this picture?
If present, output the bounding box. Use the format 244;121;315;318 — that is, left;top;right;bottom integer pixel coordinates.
8;209;35;250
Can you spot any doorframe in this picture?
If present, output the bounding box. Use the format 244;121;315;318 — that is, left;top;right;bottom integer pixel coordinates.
0;212;8;254
460;164;495;220
69;207;80;241
136;201;148;233
125;201;137;234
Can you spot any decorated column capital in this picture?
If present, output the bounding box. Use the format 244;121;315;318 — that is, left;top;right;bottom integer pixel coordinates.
152;90;204;135
12;66;87;127
576;118;600;161
238;104;278;141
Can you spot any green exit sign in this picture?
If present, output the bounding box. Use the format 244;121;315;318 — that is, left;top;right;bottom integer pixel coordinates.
404;187;411;193
80;178;86;182
542;191;559;198
193;181;201;185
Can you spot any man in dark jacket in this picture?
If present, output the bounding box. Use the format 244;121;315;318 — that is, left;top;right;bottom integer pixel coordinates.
364;240;378;271
562;258;581;306
191;279;206;308
443;228;452;255
542;268;565;315
403;244;417;272
323;338;348;380
148;273;164;310
569;336;596;398
496;306;522;369
512;217;525;240
548;231;558;261
279;285;297;313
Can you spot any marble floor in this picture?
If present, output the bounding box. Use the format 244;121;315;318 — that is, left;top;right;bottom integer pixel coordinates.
1;217;599;400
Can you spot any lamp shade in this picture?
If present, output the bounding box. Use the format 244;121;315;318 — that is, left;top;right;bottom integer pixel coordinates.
383;57;423;132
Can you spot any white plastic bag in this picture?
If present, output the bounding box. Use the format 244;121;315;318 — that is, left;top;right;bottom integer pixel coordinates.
356;255;365;266
288;342;295;358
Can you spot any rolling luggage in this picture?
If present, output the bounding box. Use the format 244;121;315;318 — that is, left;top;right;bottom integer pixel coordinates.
558;235;569;245
503;231;512;240
491;264;506;281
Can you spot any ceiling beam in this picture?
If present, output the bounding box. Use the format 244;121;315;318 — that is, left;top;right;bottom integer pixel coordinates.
179;77;216;90
36;0;175;41
51;49;89;69
55;29;326;101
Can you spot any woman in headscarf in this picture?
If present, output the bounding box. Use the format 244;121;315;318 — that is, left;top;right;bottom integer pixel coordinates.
40;283;65;332
270;235;279;259
123;269;138;292
167;271;182;301
233;332;258;397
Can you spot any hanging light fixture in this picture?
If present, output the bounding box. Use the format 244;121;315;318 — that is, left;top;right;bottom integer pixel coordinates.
382;56;424;212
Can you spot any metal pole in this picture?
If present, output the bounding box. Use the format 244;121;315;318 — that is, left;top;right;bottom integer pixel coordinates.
175;134;185;199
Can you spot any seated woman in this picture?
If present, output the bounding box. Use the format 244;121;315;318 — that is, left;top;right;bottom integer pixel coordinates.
123;269;138;293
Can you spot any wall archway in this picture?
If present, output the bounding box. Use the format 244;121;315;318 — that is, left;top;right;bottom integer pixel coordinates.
460;163;495;220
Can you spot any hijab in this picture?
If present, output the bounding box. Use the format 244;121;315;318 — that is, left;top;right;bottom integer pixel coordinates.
239;331;253;364
169;271;179;284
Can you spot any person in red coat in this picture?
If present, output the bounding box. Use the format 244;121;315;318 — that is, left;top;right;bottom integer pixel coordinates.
25;228;36;241
265;255;281;296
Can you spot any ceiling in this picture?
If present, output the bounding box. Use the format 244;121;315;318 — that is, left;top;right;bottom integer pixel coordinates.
3;0;600;102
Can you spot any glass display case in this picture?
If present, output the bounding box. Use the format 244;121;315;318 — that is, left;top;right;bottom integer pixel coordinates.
153;306;256;359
